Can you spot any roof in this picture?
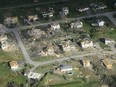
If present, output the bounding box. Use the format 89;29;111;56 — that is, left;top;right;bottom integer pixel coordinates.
72;21;83;26
102;58;112;65
4;16;18;24
61;40;72;47
81;40;93;44
61;65;72;70
28;15;38;20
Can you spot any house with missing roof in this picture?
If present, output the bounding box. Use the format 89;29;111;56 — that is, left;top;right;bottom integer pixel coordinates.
39;43;56;56
102;58;112;69
82;59;91;68
9;61;24;71
4;16;19;28
62;7;69;15
27;15;38;22
80;39;94;48
61;40;76;52
0;34;18;52
50;23;60;30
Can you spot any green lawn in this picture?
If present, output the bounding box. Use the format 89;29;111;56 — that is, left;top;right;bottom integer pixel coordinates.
82;17;116;41
14;75;27;84
51;80;100;87
0;49;14;62
93;27;116;41
0;49;24;62
0;62;27;86
0;63;11;77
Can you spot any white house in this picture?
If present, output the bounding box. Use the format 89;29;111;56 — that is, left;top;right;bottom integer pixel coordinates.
48;12;53;17
99;38;115;45
105;38;115;45
71;21;83;28
62;7;69;15
95;5;107;10
60;65;73;72
50;23;60;30
91;20;105;27
81;40;94;48
42;11;53;18
98;20;105;26
78;7;90;12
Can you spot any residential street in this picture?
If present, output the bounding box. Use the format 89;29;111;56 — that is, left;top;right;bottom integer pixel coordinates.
6;11;116;32
5;10;116;71
105;12;116;26
13;30;39;66
108;43;116;52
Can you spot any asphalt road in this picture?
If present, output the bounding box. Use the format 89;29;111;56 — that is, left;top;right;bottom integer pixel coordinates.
7;11;116;32
105;13;116;26
13;30;39;66
5;10;116;71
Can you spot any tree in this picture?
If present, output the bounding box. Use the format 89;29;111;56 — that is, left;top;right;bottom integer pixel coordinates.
101;75;116;87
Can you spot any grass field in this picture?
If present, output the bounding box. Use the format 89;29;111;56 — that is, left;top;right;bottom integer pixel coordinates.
0;48;24;62
0;62;27;86
14;75;27;84
51;80;100;87
82;16;116;41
